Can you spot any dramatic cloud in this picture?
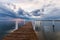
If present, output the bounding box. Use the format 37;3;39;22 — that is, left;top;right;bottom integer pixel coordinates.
0;0;45;12
0;0;60;20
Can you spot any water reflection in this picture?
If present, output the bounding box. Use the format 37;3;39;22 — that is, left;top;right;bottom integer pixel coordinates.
1;20;60;40
41;20;60;40
0;20;24;40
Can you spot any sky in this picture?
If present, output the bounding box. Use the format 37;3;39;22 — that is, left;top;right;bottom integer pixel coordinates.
0;0;60;12
0;0;60;20
0;0;53;12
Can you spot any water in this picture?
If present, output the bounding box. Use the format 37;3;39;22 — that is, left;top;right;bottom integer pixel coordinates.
32;21;60;40
1;20;60;40
0;21;24;40
41;21;60;40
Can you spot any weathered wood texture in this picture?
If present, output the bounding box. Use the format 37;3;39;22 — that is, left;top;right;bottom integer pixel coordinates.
3;22;38;40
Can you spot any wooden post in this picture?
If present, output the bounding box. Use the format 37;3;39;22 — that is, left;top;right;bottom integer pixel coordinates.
32;20;35;30
15;21;18;30
52;20;55;32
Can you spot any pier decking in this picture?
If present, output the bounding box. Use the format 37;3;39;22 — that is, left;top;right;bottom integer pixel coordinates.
3;22;38;40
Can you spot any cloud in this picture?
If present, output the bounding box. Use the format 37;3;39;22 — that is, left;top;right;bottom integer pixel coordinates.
1;0;60;20
1;0;60;12
0;0;8;3
3;0;44;12
0;4;17;20
41;8;60;20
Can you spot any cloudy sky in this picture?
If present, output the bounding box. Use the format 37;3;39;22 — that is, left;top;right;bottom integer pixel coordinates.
0;0;60;20
0;0;59;12
0;0;60;12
